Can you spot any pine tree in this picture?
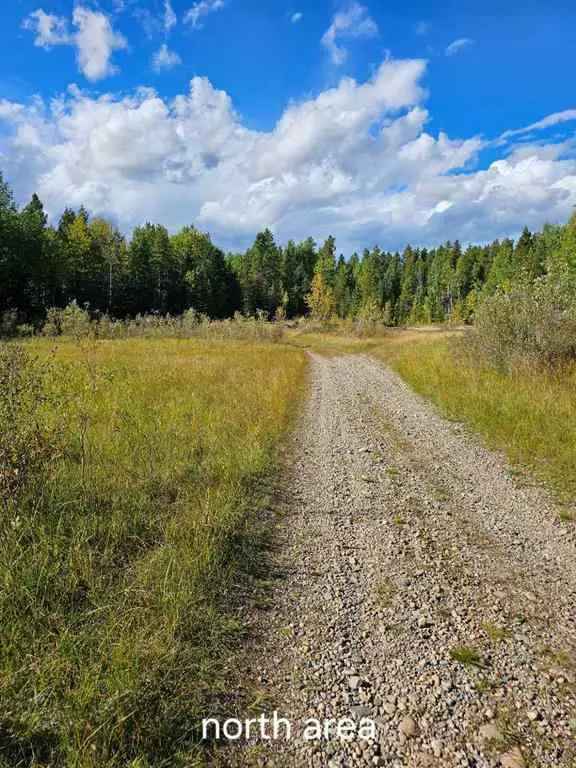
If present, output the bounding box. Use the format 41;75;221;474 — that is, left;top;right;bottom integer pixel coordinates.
315;236;337;287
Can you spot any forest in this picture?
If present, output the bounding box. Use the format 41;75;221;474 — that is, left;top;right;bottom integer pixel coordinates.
1;170;576;331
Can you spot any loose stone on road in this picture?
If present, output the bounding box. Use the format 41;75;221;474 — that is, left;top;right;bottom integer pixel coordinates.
228;353;576;767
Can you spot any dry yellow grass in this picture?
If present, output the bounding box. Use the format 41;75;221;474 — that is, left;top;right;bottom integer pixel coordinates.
0;337;306;767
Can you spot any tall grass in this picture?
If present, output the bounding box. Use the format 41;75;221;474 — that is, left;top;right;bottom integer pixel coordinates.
0;338;306;767
373;333;576;501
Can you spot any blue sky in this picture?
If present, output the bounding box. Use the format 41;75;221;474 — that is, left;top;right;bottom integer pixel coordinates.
1;0;575;253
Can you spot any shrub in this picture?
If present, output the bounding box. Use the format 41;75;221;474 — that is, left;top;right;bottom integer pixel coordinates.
473;271;576;371
39;306;284;343
43;301;92;339
0;310;18;337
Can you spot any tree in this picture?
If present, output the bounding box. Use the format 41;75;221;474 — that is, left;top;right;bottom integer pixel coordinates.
315;236;337;287
306;272;335;321
0;174;20;318
334;255;355;318
282;238;316;317
89;218;127;314
556;212;576;273
172;226;239;317
484;238;515;294
127;224;178;315
240;229;282;316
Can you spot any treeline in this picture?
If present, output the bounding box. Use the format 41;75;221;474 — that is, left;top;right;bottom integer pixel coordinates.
1;171;575;329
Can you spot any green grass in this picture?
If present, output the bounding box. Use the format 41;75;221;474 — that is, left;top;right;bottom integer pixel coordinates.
372;332;576;502
0;337;306;767
482;622;510;643
450;645;485;668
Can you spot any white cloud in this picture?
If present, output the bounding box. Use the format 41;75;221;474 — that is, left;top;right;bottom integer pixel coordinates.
73;7;128;80
184;0;225;29
164;0;177;33
22;9;71;47
321;3;379;66
291;12;303;23
500;109;576;140
152;44;181;72
23;7;127;81
445;38;474;56
0;59;575;254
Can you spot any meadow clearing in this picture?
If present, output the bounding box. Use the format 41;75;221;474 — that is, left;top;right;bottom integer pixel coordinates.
1;325;575;766
0;336;306;767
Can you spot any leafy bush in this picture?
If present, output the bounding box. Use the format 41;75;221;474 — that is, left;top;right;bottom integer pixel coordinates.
43;301;92;339
0;310;18;337
40;304;284;342
473;271;576;371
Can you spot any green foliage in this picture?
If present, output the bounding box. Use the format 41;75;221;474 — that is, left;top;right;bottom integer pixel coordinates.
43;300;92;339
450;645;485;668
40;303;285;342
0;169;575;330
305;272;335;321
239;228;283;316
474;271;576;370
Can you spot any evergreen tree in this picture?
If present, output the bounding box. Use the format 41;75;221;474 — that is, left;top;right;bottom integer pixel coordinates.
241;229;282;316
315;236;337;287
172;226;239;317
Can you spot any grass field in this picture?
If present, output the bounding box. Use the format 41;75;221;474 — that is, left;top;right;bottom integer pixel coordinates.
2;323;574;767
0;337;306;767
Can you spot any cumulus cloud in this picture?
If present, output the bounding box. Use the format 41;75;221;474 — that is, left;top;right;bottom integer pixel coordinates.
445;38;474;56
184;0;225;29
0;58;575;254
152;44;181;72
22;9;71;47
73;7;128;80
291;12;303;24
23;6;127;81
321;3;379;65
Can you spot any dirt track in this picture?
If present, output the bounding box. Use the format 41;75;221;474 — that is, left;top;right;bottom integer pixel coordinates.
228;353;576;768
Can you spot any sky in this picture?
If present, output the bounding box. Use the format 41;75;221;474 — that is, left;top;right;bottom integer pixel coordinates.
0;0;575;254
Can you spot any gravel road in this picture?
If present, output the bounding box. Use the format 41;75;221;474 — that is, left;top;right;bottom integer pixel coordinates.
226;353;576;768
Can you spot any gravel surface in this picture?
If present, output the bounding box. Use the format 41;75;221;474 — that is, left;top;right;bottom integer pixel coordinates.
224;353;576;768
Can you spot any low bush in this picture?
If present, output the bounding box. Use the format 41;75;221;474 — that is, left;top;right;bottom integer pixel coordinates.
40;304;284;343
473;272;576;371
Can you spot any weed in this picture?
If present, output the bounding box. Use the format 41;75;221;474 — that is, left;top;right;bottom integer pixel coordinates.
450;645;485;668
482;622;510;642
